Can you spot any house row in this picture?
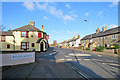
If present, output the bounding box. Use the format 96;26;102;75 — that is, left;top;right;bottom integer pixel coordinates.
58;26;120;49
0;21;49;52
58;35;82;48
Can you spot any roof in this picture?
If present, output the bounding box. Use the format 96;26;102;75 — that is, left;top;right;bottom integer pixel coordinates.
81;26;120;40
0;31;13;36
12;24;42;32
36;38;46;43
66;38;78;43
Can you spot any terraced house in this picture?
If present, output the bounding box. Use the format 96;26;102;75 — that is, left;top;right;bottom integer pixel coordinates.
0;21;49;52
81;26;120;49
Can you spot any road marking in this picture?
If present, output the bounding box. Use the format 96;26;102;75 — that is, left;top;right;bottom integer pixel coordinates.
69;53;91;57
66;59;73;61
98;55;102;57
50;60;55;61
109;63;119;66
58;59;64;60
75;59;82;61
102;63;106;64
83;59;90;61
65;56;70;57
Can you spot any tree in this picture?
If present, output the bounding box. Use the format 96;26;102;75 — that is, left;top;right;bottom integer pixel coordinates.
53;40;57;46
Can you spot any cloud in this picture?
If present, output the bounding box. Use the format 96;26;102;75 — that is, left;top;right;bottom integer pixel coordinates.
22;2;35;11
67;31;73;34
49;6;63;17
66;4;71;9
23;2;77;23
67;30;79;35
36;2;48;10
109;2;119;7
44;16;48;20
109;25;118;28
64;15;74;20
85;12;89;16
97;11;104;18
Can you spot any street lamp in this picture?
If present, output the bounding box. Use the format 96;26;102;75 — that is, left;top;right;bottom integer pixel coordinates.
84;19;93;51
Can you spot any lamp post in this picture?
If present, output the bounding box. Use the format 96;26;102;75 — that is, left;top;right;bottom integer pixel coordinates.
84;19;93;51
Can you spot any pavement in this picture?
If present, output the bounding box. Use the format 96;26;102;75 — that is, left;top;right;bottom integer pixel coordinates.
1;47;120;79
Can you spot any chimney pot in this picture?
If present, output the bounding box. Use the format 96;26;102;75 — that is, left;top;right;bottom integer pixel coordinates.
30;21;35;26
78;35;80;38
42;25;44;31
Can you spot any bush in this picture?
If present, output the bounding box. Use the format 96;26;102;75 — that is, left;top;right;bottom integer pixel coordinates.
95;46;104;52
113;44;119;49
86;48;90;50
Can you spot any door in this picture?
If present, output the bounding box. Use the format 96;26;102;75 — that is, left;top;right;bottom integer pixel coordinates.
40;42;44;51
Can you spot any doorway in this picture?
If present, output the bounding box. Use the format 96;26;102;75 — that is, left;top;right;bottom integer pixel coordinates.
105;44;107;48
40;42;44;51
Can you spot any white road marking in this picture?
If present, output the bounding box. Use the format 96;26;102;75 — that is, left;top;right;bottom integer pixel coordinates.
109;63;119;66
65;56;70;57
58;59;64;60
68;53;91;57
75;59;82;60
83;59;90;61
50;60;55;61
98;55;102;57
66;59;73;61
102;63;106;64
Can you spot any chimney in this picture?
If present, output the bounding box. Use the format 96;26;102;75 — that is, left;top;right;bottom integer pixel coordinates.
78;35;80;38
42;25;44;31
96;28;100;33
30;21;35;26
102;25;107;32
73;36;75;39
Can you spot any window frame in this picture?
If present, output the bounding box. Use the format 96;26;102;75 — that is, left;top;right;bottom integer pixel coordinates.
38;32;42;38
1;36;5;42
104;36;107;40
98;37;100;41
21;31;28;38
21;42;29;50
112;35;115;39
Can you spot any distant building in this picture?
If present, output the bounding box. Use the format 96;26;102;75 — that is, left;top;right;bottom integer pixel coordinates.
0;21;49;51
80;26;120;49
53;40;57;46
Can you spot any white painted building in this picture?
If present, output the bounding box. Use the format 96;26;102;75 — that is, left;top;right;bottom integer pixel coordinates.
73;37;82;47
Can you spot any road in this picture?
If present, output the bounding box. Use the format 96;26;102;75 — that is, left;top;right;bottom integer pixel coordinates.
2;47;120;79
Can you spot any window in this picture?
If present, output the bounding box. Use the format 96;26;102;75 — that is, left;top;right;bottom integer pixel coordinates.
98;37;100;41
44;34;46;39
112;35;115;39
7;44;10;48
21;42;29;49
104;36;107;40
31;35;33;37
46;35;49;39
21;31;28;37
1;36;5;42
31;43;35;47
38;32;42;38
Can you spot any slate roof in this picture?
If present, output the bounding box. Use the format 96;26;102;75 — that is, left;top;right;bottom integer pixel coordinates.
12;24;42;32
81;26;120;40
36;38;46;43
66;38;78;43
0;31;13;36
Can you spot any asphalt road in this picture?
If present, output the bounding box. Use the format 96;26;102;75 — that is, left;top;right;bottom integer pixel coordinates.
2;47;120;79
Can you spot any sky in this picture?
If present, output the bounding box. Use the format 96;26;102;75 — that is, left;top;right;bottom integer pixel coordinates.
2;1;119;44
